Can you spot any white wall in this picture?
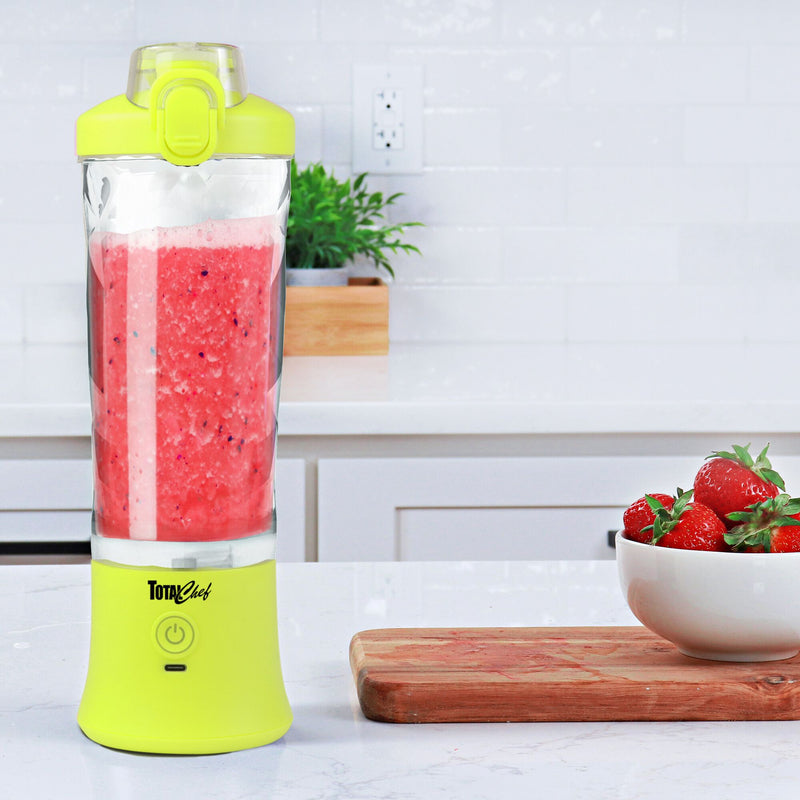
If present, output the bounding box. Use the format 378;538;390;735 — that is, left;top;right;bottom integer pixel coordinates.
2;0;799;347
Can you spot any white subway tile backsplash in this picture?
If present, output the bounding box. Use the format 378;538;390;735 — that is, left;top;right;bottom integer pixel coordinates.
570;45;748;104
0;45;85;101
0;223;85;285
390;285;565;342
567;166;747;225
747;285;800;342
135;1;248;45
749;46;800;103
2;1;135;43
748;167;800;223
321;0;498;44
0;288;24;344
323;104;353;165
415;46;568;106
500;0;683;43
566;106;684;166
387;226;501;286
390;168;565;227
499;105;570;166
3;0;800;350
425;108;503;166
500;105;683;167
683;0;800;44
0;162;79;224
289;105;324;163
237;0;320;41
686;107;800;165
0;102;87;163
503;226;679;284
82;52;136;106
566;283;748;344
246;43;389;106
678;224;800;284
23;285;87;344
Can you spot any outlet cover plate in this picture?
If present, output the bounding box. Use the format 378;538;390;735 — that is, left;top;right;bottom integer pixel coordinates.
353;64;423;174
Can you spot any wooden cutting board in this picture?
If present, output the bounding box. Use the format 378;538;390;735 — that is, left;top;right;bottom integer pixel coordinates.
349;626;800;723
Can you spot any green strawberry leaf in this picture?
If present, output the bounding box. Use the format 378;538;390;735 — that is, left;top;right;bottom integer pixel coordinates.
650;514;667;544
644;494;666;513
725;511;751;523
732;443;754;467
757;467;786;491
645;488;691;545
672;488;693;516
709;443;786;490
783;499;800;515
724;492;800;551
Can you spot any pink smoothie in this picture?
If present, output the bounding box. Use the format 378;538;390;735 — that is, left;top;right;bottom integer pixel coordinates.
89;217;283;542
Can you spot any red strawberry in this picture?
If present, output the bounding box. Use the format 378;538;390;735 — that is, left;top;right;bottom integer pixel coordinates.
623;493;674;543
724;494;800;553
648;489;728;551
693;443;784;528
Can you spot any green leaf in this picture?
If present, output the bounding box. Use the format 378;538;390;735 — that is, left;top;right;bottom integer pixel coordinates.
651;515;665;544
759;468;785;491
286;160;423;276
725;511;750;522
732;443;754;468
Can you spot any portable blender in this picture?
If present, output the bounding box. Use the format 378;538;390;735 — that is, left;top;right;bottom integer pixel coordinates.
76;43;294;754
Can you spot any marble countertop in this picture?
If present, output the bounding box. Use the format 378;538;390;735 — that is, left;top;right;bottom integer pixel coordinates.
2;341;799;438
3;559;800;799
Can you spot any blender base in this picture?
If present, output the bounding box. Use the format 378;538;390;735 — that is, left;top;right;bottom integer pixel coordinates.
78;558;292;754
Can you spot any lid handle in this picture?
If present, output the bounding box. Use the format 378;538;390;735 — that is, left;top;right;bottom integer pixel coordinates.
151;68;226;166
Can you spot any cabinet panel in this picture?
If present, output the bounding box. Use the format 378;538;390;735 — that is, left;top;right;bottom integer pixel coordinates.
318;455;758;561
0;511;91;543
398;507;620;561
0;460;92;510
275;458;306;562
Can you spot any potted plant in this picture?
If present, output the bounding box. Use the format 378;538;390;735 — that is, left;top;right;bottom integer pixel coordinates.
283;162;422;355
286;161;421;285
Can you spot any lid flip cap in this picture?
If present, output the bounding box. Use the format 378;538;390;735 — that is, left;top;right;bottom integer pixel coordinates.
77;43;294;165
151;67;226;165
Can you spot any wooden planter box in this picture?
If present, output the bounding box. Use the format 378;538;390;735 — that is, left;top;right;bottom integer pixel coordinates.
284;277;389;356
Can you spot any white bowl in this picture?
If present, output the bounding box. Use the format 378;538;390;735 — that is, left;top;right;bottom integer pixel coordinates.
616;531;800;662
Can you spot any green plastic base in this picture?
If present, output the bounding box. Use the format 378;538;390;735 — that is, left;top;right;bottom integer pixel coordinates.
78;558;292;754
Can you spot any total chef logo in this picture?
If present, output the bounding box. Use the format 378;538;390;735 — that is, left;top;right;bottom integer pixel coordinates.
148;579;212;604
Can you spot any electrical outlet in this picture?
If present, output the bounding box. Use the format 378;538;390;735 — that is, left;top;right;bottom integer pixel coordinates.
353;64;423;174
373;88;405;150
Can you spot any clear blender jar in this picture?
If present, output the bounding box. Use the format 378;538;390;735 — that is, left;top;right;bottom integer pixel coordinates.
76;43;293;754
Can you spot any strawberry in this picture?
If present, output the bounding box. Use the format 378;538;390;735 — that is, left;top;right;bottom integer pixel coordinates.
724;494;800;553
693;443;784;528
623;493;674;543
646;489;728;551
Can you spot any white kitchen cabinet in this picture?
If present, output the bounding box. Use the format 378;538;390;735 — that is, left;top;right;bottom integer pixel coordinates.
0;458;307;562
317;455;800;561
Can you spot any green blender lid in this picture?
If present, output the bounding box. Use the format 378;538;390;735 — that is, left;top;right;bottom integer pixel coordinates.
77;42;294;166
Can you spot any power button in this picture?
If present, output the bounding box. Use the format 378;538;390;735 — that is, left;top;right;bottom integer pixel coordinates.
154;614;196;655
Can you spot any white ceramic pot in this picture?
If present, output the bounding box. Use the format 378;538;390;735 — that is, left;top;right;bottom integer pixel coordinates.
286;267;348;287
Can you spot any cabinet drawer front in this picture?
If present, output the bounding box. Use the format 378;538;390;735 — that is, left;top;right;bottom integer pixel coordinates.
397;507;620;561
319;455;775;561
0;511;91;542
0;460;92;510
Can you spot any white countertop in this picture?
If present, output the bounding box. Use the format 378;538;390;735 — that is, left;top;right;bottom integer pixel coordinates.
2;341;799;438
3;559;800;799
